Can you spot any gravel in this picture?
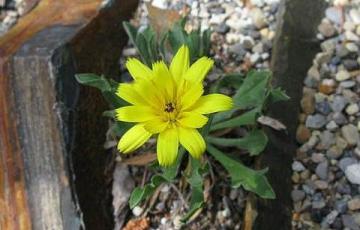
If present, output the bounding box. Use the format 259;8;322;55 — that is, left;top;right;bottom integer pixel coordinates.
293;2;360;229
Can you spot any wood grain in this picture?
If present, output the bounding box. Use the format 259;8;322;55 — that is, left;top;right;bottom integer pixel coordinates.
0;0;138;229
250;1;327;229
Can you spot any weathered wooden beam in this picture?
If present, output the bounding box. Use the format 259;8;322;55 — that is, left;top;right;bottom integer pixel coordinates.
252;0;327;229
0;0;138;229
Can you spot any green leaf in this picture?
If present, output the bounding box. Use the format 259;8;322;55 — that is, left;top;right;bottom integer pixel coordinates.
210;73;244;93
129;175;167;209
162;148;185;181
207;145;275;199
268;87;290;104
168;20;187;53
201;28;211;57
182;158;204;222
159;32;168;60
75;73;112;92
142;27;159;62
122;21;138;48
75;73;125;108
211;108;259;131
129;148;187;209
188;30;201;61
207;130;268;156
233;70;271;109
135;32;152;67
102;110;115;118
102;90;126;108
110;122;132;137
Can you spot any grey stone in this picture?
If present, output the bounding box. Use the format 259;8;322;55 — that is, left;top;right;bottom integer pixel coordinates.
229;189;239;200
336;70;351;81
346;42;359;53
315;52;332;65
314;180;328;190
340;80;356;88
337;44;350;57
250;0;265;7
350;9;360;24
228;44;246;58
335;200;348;214
337;136;349;150
315;161;328;180
250;8;267;29
333;112;348;125
291;190;306;202
345;164;360;184
215;23;230;34
326;120;339;131
312;200;326;209
331;96;348;112
152;0;168;9
292;161;306;172
326;7;342;25
241;36;255;49
326;146;344;159
250;53;261;64
337;182;352;194
305;114;327;129
312;153;326;163
354;213;360;226
252;43;264;53
321;210;339;227
342;214;360;230
302;184;315;195
339;157;357;171
321;39;336;53
318;20;336;37
316;101;332;115
341;124;359;145
346;103;359;115
346;30;360;42
319;130;335;148
343;59;359;71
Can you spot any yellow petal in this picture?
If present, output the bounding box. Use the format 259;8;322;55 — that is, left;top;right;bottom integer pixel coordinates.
118;124;152;153
116;83;147;106
143;118;169;134
170;45;190;82
116;105;157;122
184;57;214;83
134;78;165;108
190;94;233;114
157;128;179;166
126;58;153;80
180;82;204;110
178;127;205;159
178;112;208;128
152;61;174;100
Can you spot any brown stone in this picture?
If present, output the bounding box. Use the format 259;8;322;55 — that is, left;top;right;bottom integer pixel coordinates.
348;198;360;211
318;82;335;95
296;125;312;143
298;113;307;123
301;95;315;114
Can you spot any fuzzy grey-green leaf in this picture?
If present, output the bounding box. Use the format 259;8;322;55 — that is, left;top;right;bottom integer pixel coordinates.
207;145;275;199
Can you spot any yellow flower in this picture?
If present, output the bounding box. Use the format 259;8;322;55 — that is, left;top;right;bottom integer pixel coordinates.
116;45;233;166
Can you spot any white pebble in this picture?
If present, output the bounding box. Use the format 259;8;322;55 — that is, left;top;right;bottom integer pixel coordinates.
132;206;143;217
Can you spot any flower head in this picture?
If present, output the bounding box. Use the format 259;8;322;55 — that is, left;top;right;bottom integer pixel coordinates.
116;45;233;166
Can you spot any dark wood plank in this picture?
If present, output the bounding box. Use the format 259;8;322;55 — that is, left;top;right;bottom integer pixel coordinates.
0;0;138;229
252;1;327;229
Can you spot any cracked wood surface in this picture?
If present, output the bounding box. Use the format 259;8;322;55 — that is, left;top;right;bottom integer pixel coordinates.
0;0;138;229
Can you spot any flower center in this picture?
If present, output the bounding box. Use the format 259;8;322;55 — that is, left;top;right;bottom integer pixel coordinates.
164;102;175;113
